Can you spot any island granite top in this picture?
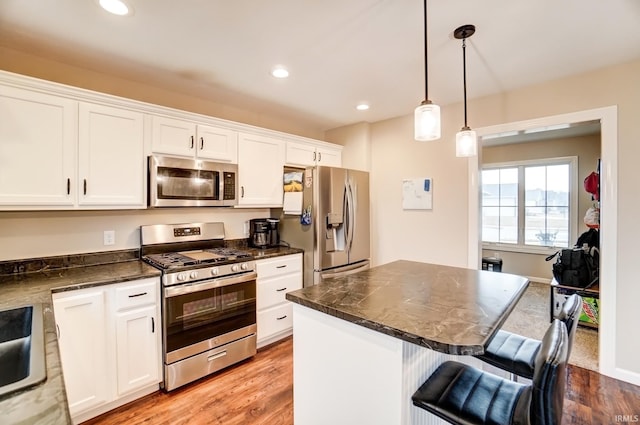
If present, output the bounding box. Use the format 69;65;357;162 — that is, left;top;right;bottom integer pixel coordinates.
286;260;529;355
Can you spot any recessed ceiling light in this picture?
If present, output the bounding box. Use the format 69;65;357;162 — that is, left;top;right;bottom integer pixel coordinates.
99;0;131;16
356;103;370;111
271;66;289;79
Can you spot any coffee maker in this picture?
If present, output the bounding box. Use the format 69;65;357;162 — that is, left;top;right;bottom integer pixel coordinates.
250;219;269;248
266;218;280;247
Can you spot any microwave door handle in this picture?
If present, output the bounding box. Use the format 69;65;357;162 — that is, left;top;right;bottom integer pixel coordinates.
219;171;224;202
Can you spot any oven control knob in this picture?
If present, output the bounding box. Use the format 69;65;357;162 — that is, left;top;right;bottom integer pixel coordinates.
231;264;239;272
177;273;187;282
211;267;219;276
190;271;198;279
241;263;248;270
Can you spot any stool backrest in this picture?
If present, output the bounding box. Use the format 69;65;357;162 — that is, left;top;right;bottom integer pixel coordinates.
530;319;568;425
558;294;582;358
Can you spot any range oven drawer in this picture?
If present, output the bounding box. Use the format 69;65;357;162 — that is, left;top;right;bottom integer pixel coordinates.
164;333;256;391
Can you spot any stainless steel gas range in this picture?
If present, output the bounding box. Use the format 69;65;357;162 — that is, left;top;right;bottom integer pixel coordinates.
140;222;256;391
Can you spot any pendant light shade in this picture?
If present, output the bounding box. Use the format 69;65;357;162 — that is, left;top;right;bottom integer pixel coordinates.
454;24;477;157
456;127;477;157
415;0;441;141
415;101;441;141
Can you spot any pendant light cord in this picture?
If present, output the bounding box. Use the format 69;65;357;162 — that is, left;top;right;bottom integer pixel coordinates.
423;0;429;102
462;37;468;128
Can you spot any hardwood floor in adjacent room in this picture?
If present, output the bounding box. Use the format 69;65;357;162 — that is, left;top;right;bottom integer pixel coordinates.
83;336;639;425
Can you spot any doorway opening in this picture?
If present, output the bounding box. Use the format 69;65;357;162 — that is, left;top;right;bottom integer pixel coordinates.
466;106;618;380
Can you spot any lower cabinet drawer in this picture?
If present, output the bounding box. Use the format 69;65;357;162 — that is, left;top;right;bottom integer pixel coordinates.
257;303;293;341
114;278;158;311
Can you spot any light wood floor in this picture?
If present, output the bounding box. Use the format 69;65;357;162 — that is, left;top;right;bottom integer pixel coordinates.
83;336;639;425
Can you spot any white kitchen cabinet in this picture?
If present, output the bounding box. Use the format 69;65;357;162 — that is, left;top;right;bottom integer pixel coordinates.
53;278;161;423
52;288;109;416
256;253;302;347
151;115;238;163
78;102;145;207
0;84;146;209
237;132;286;206
0;84;77;207
285;140;342;167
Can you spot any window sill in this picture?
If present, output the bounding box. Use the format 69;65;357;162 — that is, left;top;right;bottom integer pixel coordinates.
482;242;561;256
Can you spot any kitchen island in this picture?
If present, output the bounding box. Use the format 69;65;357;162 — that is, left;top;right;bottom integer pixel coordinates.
285;260;529;425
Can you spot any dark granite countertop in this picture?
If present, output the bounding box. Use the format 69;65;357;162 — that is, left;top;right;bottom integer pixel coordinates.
286;260;529;355
0;258;161;425
243;246;303;261
0;246;301;424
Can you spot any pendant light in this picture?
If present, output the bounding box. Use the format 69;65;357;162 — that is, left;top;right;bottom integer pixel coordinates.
454;24;477;157
414;0;441;141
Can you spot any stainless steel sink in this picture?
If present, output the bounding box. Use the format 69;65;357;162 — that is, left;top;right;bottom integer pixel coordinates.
0;304;46;398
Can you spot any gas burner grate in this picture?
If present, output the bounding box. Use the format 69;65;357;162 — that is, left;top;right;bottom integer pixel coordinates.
204;248;252;259
143;253;201;269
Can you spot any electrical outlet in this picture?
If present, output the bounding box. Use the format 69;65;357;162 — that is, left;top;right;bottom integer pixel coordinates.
103;230;115;246
243;221;250;237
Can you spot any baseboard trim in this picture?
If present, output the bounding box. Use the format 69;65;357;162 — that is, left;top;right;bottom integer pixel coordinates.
526;276;551;284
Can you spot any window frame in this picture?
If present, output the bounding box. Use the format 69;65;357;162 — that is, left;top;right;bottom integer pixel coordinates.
481;156;579;255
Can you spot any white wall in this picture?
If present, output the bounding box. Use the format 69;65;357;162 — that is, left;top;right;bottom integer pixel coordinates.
334;58;640;384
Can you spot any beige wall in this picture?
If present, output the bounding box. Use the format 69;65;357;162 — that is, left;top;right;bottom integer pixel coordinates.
332;58;640;378
0;208;270;261
481;134;601;280
0;44;326;141
326;122;371;172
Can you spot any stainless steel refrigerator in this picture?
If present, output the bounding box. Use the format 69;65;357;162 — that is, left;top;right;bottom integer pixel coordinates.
274;166;370;287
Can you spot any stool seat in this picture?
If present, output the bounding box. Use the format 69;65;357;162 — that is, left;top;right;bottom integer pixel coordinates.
475;293;581;380
478;330;540;379
412;319;568;425
412;361;531;424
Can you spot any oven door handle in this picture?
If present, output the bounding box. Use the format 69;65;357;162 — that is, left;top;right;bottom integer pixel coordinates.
164;272;257;298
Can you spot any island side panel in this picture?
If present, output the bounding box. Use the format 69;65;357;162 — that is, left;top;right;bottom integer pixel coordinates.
292;304;404;425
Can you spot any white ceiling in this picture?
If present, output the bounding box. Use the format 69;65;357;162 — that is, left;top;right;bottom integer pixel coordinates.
1;0;639;132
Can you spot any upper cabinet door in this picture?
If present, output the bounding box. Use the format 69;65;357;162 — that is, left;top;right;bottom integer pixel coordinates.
78;103;145;208
285;141;316;167
151;115;197;158
285;140;343;168
196;124;238;163
316;146;342;167
238;133;285;206
0;85;77;207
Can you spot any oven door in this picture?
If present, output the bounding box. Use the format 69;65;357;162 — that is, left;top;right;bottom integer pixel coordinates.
163;272;256;364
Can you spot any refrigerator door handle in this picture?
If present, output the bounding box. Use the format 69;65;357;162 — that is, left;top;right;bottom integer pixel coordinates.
346;180;356;252
319;260;370;280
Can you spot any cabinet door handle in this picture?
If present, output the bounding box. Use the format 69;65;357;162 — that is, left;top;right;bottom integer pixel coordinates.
128;292;148;298
276;287;287;292
151;317;155;333
190;135;195;149
66;178;70;195
318;152;322;162
56;324;60;339
241;186;245;198
276;265;287;269
313;151;316;161
276;315;288;320
83;179;87;195
200;137;204;150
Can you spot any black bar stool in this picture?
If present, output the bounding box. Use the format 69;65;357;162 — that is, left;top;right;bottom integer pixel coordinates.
475;293;582;380
412;319;568;425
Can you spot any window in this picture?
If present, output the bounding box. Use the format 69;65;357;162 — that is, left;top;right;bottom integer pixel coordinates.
481;156;577;252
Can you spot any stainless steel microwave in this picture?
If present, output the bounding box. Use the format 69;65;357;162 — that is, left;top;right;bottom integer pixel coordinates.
148;155;238;207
